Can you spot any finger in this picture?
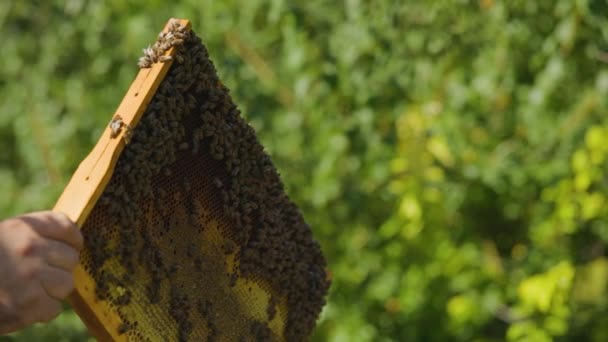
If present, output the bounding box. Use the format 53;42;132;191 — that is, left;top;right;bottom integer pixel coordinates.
20;211;83;251
43;239;80;272
10;283;60;326
0;303;24;334
38;266;75;300
27;296;62;324
0;317;25;335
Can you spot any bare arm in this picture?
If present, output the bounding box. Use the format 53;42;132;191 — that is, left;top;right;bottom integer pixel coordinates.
0;211;82;334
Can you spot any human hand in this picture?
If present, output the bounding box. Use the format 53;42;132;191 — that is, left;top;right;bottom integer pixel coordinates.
0;211;83;334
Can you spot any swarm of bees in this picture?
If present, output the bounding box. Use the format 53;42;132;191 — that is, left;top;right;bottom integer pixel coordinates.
80;19;329;341
138;19;189;68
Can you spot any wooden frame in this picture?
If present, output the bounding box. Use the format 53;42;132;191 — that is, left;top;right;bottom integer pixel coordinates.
53;18;191;341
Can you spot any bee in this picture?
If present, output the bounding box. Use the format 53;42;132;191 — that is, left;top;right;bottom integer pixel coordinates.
173;30;186;39
98;196;111;206
109;116;124;138
186;244;195;258
193;257;202;271
117;323;130;335
183;180;191;192
266;296;277;321
229;273;238;287
95;282;110;301
170;38;184;46
138;56;153;68
191;142;200;155
222;240;236;255
167;264;180;275
197;299;212;316
170;19;181;29
115;291;132;306
146;281;161;304
138;46;156;68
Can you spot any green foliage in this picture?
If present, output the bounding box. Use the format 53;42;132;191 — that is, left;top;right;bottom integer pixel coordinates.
1;0;608;341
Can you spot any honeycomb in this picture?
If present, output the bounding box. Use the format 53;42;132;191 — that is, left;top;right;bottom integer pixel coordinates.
78;20;330;341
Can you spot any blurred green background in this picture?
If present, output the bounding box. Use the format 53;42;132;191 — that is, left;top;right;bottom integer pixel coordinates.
1;0;608;341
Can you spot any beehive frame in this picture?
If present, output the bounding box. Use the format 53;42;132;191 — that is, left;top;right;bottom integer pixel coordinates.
54;17;329;341
54;18;191;341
